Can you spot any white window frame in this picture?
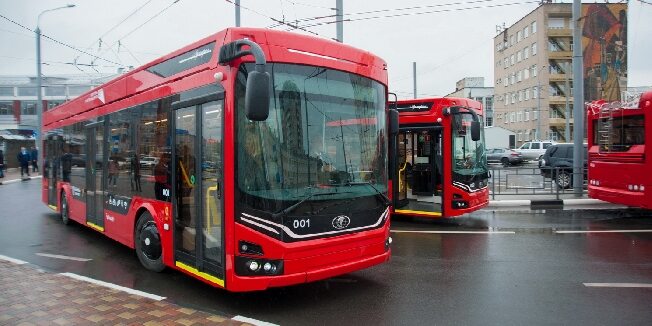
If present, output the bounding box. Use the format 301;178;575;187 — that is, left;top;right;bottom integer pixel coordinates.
532;42;537;56
531;21;537;34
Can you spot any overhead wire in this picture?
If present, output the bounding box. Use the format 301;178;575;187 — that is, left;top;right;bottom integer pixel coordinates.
224;0;325;37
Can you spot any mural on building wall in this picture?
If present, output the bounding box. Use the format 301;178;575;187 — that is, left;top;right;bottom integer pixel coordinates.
582;3;627;102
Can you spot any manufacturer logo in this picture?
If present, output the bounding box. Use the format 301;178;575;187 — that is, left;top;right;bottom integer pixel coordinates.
332;215;351;230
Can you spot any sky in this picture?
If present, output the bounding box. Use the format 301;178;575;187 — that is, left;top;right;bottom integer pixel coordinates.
0;0;650;99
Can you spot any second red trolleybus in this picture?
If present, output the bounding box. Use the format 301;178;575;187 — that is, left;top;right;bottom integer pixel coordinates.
587;90;652;209
41;28;394;291
390;97;489;218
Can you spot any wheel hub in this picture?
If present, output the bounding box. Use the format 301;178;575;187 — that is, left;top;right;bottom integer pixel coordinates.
140;223;161;260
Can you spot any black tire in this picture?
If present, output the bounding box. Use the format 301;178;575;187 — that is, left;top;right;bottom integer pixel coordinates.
501;157;510;167
60;193;71;225
135;212;165;272
556;170;572;189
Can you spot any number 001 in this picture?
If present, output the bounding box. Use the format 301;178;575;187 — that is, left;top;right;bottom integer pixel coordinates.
293;219;310;228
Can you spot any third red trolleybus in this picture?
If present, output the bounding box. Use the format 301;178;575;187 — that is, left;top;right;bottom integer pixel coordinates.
41;28;394;291
390;97;489;218
587;90;652;209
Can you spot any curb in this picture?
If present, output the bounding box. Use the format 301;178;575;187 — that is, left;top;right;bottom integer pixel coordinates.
488;198;615;209
0;175;41;185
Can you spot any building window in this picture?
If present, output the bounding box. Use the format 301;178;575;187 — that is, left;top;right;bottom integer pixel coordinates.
0;101;13;115
524;47;529;59
525;129;531;141
511;73;516;85
548;130;559;141
510;34;515;46
511;93;516;104
505;93;509;106
533;110;539;121
517;111;523;122
504;57;509;68
524;68;530;80
524;26;529;38
47;100;64;110
532;64;538;77
548;17;564;29
533;86;539;99
517;50;522;62
517;30;522;42
517;70;522;82
45;86;66;96
18;87;38;97
68;85;90;96
517;131;522;141
532;42;537;56
525;109;530;121
531;21;537;34
21;101;37;115
525;89;530;100
510;112;515;123
0;87;14;96
510;54;515;65
519;90;524;101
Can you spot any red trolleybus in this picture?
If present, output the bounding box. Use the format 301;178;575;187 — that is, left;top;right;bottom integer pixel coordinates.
587;90;652;209
390;97;489;218
41;28;393;291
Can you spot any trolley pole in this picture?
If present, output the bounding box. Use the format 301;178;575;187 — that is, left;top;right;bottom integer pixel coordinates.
565;61;571;142
572;0;585;197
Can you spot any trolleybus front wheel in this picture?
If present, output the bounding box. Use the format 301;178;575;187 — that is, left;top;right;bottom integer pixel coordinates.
135;212;165;272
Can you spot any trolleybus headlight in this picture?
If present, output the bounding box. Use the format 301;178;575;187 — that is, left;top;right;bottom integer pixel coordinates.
641;186;645;191
634;185;639;191
263;262;276;273
248;260;260;272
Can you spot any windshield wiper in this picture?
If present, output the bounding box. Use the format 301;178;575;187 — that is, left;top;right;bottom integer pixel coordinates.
271;190;347;219
344;181;391;206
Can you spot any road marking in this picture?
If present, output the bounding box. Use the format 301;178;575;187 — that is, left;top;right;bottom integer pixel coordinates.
0;254;28;265
555;230;652;234
232;315;279;326
583;283;652;288
36;253;92;262
391;230;516;234
60;272;166;301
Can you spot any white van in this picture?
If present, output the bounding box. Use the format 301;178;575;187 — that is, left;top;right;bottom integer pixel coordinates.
516;141;556;161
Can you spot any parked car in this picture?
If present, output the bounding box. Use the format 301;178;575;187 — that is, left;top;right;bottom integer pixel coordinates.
516;140;556;161
486;148;524;166
140;156;159;168
539;143;587;188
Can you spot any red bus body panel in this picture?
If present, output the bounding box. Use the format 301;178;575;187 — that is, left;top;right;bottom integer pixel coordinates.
587;90;652;209
42;28;390;291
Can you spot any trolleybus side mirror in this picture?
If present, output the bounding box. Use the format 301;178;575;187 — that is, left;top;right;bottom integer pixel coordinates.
471;120;481;141
218;38;270;121
245;71;270;121
389;109;399;136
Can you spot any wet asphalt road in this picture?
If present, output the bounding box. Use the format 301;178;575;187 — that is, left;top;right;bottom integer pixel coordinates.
1;180;651;325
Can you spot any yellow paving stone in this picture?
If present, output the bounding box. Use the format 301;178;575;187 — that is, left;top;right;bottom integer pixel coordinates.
85;315;105;323
153;301;168;307
30;311;48;317
53;318;70;325
148;310;168;317
72;298;90;304
144;321;164;326
62;284;76;290
63;308;79;314
118;312;137;320
178;307;196;315
93;304;112;312
207;315;227;322
175;318;195;326
122;303;139;309
100;295;118;302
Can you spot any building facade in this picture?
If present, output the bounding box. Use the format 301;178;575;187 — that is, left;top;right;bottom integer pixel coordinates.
446;77;494;127
0;74;115;133
493;2;627;146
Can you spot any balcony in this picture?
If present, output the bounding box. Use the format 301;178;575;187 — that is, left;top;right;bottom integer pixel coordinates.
548;51;572;59
549;73;568;82
547;28;572;37
549;96;568;105
548;117;571;127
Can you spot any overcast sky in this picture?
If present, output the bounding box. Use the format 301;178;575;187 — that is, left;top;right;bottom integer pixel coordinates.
0;0;650;99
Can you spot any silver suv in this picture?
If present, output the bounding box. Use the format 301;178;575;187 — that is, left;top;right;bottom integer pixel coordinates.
516;141;556;161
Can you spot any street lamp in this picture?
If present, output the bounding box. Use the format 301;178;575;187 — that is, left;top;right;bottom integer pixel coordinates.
35;4;75;166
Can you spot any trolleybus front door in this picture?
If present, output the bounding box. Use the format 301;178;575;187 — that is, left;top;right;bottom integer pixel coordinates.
394;128;443;217
46;135;62;207
173;98;224;286
85;123;105;230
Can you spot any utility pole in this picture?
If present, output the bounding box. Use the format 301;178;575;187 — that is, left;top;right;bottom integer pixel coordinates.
413;62;417;99
572;0;584;196
235;0;241;27
565;61;571;142
536;77;541;140
336;0;343;42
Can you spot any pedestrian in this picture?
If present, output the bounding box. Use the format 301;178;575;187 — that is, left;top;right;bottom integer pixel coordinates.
30;146;39;173
17;147;30;177
0;149;5;178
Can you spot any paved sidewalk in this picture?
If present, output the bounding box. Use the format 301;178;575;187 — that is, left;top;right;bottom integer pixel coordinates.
0;260;248;326
0;167;40;185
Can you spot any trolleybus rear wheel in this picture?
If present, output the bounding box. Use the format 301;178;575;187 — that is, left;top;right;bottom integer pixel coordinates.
60;193;70;225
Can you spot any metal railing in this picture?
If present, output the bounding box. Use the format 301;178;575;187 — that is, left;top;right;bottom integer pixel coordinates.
488;166;588;200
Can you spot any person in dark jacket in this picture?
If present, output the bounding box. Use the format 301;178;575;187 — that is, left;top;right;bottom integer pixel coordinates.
30;146;39;173
17;147;30;177
0;149;5;178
